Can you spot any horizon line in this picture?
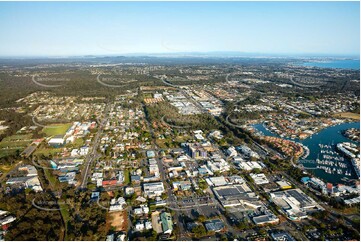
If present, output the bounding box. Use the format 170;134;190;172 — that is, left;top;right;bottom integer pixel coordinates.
0;51;360;59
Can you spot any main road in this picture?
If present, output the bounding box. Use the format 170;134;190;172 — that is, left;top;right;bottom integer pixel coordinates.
79;101;112;189
142;102;192;240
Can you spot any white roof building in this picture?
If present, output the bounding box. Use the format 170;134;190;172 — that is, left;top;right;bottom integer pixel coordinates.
206;176;228;187
0;215;16;226
238;161;263;171
145;221;153;230
135;222;145;231
143;182;165;197
227;146;238;157
109;197;126;211
79;146;89;156
48;135;65;146
250;173;269;185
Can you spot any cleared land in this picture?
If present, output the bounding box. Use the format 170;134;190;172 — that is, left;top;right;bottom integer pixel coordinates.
42;123;72;136
106;210;128;232
333;112;360;120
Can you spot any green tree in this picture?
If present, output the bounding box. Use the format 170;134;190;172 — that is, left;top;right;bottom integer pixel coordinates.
192;225;206;237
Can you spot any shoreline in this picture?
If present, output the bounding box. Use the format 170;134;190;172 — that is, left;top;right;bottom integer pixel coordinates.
252;121;360;184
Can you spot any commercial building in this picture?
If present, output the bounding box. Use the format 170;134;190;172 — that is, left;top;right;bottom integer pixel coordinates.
252;213;279;226
276;180;293;190
160;212;173;234
212;184;260;208
250;173;269;185
206;176;228;187
270;231;295;241
186;143;207;159
143;182;165;197
270;189;322;220
18;165;38;176
6;165;43;192
237;161;263;171
146;150;156;158
207;159;230;173
226;146;238;157
48;135;65;147
238;145;260;159
204;219;225;232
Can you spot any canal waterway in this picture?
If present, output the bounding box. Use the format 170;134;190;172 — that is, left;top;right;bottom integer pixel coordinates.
253;122;360;184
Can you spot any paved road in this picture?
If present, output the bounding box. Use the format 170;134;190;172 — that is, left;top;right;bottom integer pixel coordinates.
142;101;191;240
79;101;111;189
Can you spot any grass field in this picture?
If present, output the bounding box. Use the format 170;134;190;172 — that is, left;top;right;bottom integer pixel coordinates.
33;148;62;157
43;168;58;185
0;150;17;158
42;123;72;136
124;169;130;185
336;205;360;215
0;140;31;149
2;134;32;142
0;164;14;173
333;112;360;120
0;134;33;158
143;93;153;99
68;138;84;148
174;134;191;142
59;202;70;240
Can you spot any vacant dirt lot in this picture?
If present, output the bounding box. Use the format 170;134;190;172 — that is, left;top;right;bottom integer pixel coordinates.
107;210;128;232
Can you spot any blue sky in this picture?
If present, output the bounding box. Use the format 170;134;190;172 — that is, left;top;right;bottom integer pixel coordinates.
0;1;359;57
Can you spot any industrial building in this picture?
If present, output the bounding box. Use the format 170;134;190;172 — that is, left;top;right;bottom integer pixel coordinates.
270;189;322;220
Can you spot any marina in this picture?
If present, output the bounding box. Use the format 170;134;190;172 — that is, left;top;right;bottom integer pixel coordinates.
253;121;360;184
315;143;353;177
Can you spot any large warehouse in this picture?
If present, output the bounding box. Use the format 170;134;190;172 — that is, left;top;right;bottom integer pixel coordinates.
212;184;261;208
270;188;322;220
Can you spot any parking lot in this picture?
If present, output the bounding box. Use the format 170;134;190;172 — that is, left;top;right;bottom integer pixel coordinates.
198;204;219;218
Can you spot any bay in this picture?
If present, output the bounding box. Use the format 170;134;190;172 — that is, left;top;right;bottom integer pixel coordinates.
302;59;360;70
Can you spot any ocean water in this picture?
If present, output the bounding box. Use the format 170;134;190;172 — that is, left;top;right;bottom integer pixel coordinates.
253;122;360;184
302;59;360;70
